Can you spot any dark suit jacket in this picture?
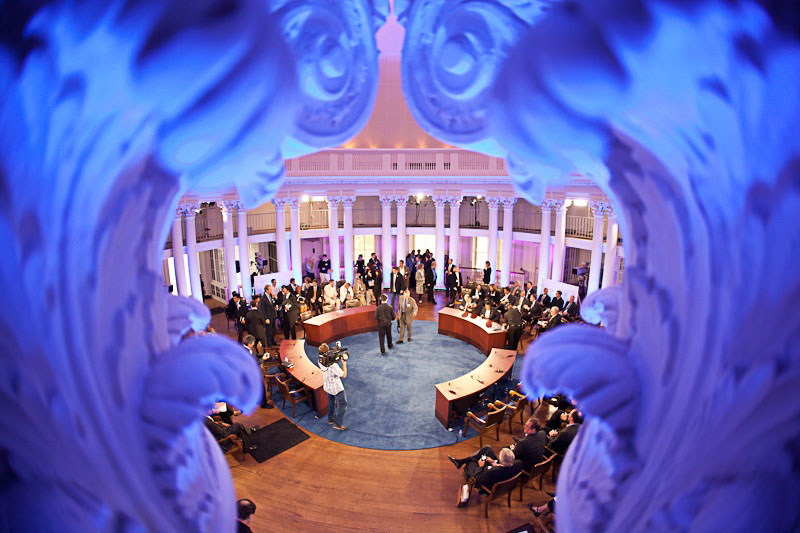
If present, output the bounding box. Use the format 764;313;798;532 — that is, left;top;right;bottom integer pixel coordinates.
258;295;277;324
475;460;523;494
538;294;551;308
504;308;523;328
563;301;578;317
548;424;580;455
483;267;492;284
479;306;500;322
546;409;566;431
546;314;564;331
551;296;564;310
393;272;406;293
244;309;267;336
424;266;435;285
513;431;548;471
488;290;501;305
282;293;299;325
375;302;396;327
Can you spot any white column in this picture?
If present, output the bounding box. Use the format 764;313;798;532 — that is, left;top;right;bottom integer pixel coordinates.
537;202;553;290
221;201;239;299
170;210;189;296
181;203;203;301
236;201;252;299
448;195;461;265
500;198;516;287
289;198;302;282
380;195;394;288
551;200;567;282
273;199;289;272
342;195;356;284
395;195;408;265
326;196;341;280
587;202;609;295
433;195;448;288
486;197;501;283
602;211;620;288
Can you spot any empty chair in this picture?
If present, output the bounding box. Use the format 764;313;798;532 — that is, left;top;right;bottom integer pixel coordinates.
481;472;522;518
519;453;556;501
493;390;532;434
463;403;507;447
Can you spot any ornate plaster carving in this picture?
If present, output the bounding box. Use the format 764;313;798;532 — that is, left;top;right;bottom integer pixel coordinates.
379;195;395;207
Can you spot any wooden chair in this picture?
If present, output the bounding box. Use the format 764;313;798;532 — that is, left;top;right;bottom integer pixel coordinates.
463;403;507;447
544;446;564;483
481;472;523;518
519;453;556;501
216;433;243;457
275;374;312;417
493;390;532;434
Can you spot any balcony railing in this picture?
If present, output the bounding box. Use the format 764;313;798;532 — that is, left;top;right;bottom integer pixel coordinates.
246;212;276;235
284;149;508;176
565;216;593;239
300;208;329;230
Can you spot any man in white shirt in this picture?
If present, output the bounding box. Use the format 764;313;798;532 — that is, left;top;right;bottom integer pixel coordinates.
323;279;339;310
319;344;347;430
339;281;354;305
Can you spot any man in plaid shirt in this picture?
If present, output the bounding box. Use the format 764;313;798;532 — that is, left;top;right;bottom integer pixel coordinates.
319;344;348;430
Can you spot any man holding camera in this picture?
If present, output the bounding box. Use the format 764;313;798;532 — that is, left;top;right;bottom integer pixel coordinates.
318;343;347;431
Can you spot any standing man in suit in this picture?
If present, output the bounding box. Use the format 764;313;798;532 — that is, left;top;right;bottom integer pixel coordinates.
547;410;583;455
236;295;249;344
550;290;565;311
391;266;406;308
524;281;536;301
244;300;268;353
258;286;278;348
281;285;299;340
562;295;579;319
425;261;437;303
318;254;331;283
537;287;551;308
396;290;418;343
504;305;524;351
483;261;492;284
374;294;396;355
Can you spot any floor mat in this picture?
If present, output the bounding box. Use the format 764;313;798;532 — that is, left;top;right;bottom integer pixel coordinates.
247;418;310;463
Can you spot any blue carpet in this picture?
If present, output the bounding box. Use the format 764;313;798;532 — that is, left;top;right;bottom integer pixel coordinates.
275;320;519;450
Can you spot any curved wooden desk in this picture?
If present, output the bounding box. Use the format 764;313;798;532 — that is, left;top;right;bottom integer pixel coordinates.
437;307;508;355
303;305;378;347
434;348;517;428
279;340;327;417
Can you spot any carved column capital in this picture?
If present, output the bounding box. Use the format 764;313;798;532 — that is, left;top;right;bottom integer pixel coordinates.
447;194;463;207
590;201;612;218
340;195;356;208
501;197;517;209
272;197;290;210
393;194;409;207
379;195;395;208
485;196;502;209
287;197;301;210
431;195;449;209
326;196;340;208
220;199;239;214
540;198;561;211
177;203;201;218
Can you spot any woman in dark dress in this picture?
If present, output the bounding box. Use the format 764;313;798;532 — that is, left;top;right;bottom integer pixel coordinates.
356;254;366;277
483;261;492;284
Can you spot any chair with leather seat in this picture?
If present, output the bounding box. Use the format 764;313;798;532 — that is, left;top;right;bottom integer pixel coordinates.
493;390;532;434
463;402;507;447
518;453;556;501
481;472;522;518
275;374;312;418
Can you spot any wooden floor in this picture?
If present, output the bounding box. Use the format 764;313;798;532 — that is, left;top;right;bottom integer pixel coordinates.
208;290;556;532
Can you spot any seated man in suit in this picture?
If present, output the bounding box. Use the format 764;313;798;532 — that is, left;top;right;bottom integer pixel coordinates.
562;294;579;320
547;410;583;455
498;287;517;314
323;279;339;311
487;284;501;306
506;418;548;471
478;301;501;323
455;294;477;313
519;293;542;323
545;306;565;330
339;281;354;306
537;287;551;308
204;410;258;452
448;447;522;496
353;276;368;306
304;279;324;315
550;290;565;311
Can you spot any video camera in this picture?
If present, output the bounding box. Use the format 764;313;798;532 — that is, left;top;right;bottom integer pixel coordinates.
318;341;350;367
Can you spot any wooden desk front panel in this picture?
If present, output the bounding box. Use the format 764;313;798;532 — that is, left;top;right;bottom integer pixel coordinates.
437;308;507;356
279;340;328;417
304;306;378;346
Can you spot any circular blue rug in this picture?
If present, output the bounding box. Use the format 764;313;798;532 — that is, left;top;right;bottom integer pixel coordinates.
275;320;507;450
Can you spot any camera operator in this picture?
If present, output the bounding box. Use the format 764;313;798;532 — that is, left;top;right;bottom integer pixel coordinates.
318;343;348;431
